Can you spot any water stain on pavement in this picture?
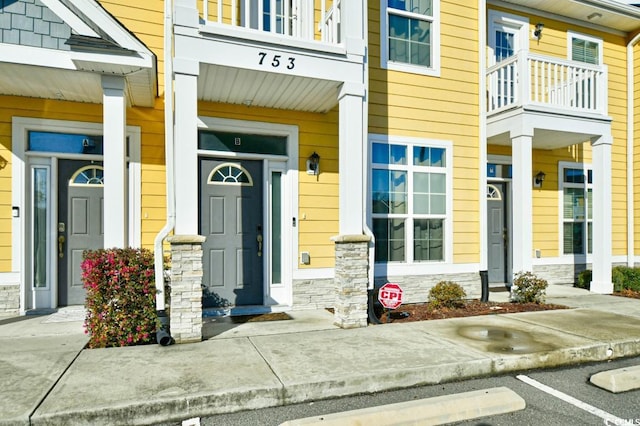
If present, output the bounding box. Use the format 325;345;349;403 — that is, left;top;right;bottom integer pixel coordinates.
457;325;555;354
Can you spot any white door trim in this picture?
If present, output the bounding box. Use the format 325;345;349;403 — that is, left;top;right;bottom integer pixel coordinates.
197;116;298;308
11;117;141;312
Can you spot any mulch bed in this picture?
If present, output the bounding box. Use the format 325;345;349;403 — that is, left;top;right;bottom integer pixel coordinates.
230;312;291;324
376;300;569;323
613;289;640;299
376;289;640;323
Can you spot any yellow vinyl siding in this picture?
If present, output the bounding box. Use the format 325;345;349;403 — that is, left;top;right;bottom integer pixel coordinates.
99;1;165;93
369;0;480;264
198;101;339;268
0;121;11;271
126;100;167;249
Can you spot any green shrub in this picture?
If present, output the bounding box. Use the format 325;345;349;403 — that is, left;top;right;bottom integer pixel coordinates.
574;267;640;292
511;271;548;304
82;248;158;348
428;281;466;309
612;266;640;292
576;269;591;290
612;266;625;292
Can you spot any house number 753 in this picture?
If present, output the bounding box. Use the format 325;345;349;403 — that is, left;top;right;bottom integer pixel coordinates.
258;52;295;70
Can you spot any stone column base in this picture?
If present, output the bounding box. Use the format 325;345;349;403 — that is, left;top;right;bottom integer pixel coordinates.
332;234;371;329
167;235;206;343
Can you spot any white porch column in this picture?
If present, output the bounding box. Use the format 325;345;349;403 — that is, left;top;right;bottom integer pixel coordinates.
591;135;613;293
101;75;127;248
511;133;533;275
174;0;199;27
174;59;199;235
338;84;366;235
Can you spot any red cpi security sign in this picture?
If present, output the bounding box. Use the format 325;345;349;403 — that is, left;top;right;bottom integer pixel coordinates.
378;283;403;309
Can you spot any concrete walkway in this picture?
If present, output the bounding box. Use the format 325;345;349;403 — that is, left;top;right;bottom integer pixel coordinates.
2;286;640;426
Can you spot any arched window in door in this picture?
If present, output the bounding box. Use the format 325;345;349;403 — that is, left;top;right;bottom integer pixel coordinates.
69;166;104;186
207;163;254;186
487;184;502;200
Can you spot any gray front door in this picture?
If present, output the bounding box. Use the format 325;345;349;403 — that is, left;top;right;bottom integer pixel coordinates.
200;158;264;307
58;160;104;306
487;183;507;284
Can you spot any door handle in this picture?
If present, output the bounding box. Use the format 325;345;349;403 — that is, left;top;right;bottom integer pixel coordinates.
58;235;65;258
257;234;263;257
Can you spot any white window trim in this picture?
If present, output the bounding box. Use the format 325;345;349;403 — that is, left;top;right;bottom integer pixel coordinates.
368;134;453;276
567;30;603;65
487;10;529;66
380;0;441;77
558;161;592;261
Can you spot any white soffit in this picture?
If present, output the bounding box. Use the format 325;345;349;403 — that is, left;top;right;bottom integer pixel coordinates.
199;64;340;113
493;0;640;33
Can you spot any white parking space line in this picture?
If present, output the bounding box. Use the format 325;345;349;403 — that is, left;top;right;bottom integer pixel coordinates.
517;375;625;423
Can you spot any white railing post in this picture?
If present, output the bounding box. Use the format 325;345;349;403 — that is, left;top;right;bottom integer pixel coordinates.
232;0;237;27
203;0;208;23
244;0;251;29
600;66;608;115
517;50;529;107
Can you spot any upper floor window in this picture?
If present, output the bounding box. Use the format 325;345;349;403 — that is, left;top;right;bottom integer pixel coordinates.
370;137;451;263
381;0;440;76
568;31;602;65
560;163;592;256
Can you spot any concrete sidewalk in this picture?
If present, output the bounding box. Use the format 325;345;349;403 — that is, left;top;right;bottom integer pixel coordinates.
2;286;640;426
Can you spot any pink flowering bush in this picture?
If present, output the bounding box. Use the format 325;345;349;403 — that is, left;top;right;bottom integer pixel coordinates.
82;248;158;348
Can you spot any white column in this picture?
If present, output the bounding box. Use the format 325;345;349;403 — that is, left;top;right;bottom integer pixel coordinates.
341;0;365;45
511;133;533;275
174;0;199;27
101;75;127;248
591;135;613;293
338;84;366;235
174;59;199;235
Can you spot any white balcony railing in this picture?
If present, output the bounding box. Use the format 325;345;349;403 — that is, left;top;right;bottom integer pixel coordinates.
487;51;608;115
201;0;342;44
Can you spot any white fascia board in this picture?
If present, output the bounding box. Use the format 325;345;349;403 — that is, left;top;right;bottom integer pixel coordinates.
1;44;77;69
70;50;154;68
39;0;100;37
0;43;152;71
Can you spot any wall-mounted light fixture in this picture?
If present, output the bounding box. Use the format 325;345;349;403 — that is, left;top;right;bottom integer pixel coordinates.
306;151;320;176
534;171;546;188
533;23;544;41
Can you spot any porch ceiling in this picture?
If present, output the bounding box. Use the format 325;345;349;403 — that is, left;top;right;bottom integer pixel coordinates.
488;128;602;149
198;63;341;113
494;0;640;33
0;61;155;107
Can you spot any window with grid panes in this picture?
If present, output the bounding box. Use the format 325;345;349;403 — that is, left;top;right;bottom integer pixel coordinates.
371;141;447;263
